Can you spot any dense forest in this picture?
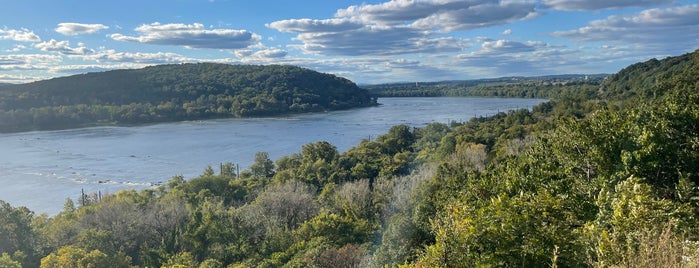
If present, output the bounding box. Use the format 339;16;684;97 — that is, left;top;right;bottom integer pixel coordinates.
1;49;698;267
362;74;609;99
0;63;376;132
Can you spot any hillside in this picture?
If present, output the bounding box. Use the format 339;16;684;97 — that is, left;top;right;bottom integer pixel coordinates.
600;52;693;99
0;63;377;132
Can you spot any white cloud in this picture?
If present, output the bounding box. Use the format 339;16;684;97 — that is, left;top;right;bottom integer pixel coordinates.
455;39;584;76
236;49;289;63
0;74;43;84
55;23;109;35
543;0;672;11
251;48;287;59
5;45;27;52
552;5;699;54
407;1;538;32
0;54;62;71
81;49;194;64
501;29;512;35
479;39;547;54
0;28;40;42
335;0;537;32
268;0;534;56
267;18;363;33
110;22;261;49
47;63;149;74
290;56;462;84
35;39;95;55
292;26;468;56
234;49;254;58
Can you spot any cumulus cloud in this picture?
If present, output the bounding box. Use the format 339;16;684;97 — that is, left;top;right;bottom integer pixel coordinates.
407;1;538;32
0;54;62;71
54;51;235;74
268;0;534;56
5;45;27;52
0;74;39;84
501;29;512;35
292;26;467;56
46;63;157;74
250;48;287;59
55;23;109;35
384;58;421;68
455;39;581;76
267;18;363;33
543;0;672;11
235;48;289;64
552;5;699;53
110;22;260;49
234;49;254;58
479;39;547;54
335;0;536;29
268;18;389;54
297;56;462;84
0;28;40;42
35;39;95;55
81;49;194;64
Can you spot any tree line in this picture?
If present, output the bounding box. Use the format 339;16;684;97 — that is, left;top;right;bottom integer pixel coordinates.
1;49;698;267
363;74;607;99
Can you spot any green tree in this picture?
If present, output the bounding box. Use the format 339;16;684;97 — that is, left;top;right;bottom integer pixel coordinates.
0;253;21;268
40;245;127;268
250;151;275;178
585;176;694;267
295;212;375;248
0;200;36;266
297;141;341;187
199;258;223;268
162;252;197;268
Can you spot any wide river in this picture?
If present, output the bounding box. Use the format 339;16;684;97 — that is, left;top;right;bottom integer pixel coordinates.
0;97;545;215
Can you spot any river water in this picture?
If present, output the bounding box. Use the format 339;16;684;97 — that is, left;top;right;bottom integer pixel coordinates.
0;97;545;215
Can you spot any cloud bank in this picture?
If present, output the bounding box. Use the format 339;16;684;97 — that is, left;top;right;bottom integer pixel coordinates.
269;0;536;56
0;28;40;42
110;22;261;49
35;39;94;55
543;0;672;11
553;5;699;53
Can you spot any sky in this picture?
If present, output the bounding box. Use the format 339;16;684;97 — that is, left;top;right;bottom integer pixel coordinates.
1;0;698;84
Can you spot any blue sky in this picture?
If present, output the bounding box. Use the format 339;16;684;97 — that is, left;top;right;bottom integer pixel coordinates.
1;0;698;84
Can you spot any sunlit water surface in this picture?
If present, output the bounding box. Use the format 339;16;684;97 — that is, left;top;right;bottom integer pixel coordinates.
0;97;545;214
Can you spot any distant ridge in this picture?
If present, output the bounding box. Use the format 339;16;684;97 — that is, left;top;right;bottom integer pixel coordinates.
361;74;609;86
0;63;377;132
363;74;610;98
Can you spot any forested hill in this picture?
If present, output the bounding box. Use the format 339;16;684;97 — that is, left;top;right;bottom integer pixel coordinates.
0;63;376;132
600;51;693;99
